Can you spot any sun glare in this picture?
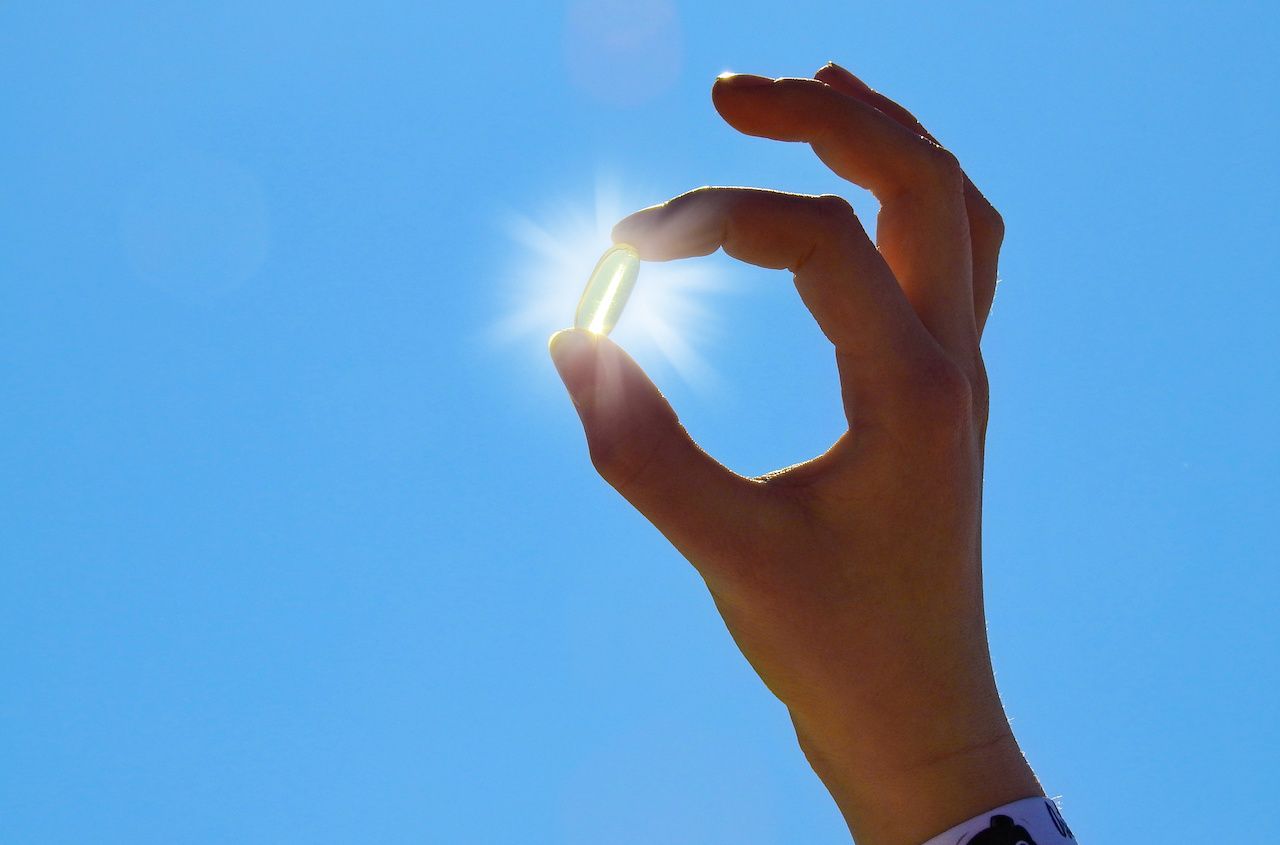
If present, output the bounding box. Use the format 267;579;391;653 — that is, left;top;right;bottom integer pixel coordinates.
493;177;724;387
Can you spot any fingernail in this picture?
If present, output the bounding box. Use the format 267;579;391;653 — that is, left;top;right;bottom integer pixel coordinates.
715;72;772;89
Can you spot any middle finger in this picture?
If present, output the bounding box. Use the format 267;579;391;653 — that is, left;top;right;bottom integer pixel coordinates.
712;75;977;360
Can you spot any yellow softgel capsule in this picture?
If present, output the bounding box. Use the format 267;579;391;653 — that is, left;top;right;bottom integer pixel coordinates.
574;244;639;335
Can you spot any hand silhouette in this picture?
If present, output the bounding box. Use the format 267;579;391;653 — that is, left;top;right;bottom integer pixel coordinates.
551;62;1041;845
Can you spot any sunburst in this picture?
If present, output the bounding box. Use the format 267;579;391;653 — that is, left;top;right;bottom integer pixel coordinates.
492;175;724;388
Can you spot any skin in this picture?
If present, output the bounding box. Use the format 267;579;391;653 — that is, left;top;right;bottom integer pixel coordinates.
548;62;1042;845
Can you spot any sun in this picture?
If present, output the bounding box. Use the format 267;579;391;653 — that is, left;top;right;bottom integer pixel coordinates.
491;175;724;388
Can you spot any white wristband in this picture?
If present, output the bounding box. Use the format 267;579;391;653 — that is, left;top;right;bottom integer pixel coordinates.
920;796;1077;845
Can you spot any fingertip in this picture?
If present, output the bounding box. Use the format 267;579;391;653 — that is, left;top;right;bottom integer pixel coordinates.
549;327;599;389
609;215;638;246
815;61;871;94
611;204;663;254
714;72;773;89
712;73;773;115
712;76;832;140
549;326;596;360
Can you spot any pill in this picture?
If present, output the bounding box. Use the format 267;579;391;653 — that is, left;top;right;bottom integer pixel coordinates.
574;244;640;336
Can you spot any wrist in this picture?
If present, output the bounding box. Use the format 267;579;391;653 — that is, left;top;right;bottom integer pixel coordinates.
795;714;1041;845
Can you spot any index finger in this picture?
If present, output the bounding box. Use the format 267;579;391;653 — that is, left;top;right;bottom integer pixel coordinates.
612;186;933;422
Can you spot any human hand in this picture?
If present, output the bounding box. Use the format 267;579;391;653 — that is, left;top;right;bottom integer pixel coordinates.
549;63;1041;845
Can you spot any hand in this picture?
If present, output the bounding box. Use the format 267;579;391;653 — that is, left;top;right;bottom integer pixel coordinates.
549;63;1041;845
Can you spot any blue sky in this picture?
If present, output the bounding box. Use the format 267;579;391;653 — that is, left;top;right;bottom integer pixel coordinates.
2;2;1277;842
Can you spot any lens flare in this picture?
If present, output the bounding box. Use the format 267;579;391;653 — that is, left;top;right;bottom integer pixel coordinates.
493;176;723;387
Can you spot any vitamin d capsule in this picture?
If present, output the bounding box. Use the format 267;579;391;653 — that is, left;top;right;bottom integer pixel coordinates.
574;244;640;335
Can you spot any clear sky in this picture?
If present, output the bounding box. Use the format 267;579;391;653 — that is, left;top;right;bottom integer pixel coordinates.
3;2;1277;842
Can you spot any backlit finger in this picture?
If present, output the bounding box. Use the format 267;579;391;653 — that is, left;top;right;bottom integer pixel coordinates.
814;63;1004;335
712;74;976;357
613;186;932;422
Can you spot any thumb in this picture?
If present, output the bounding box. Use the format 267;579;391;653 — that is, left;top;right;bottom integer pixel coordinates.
549;328;757;560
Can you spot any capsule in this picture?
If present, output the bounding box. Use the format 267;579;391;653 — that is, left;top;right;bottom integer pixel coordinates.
574;244;640;335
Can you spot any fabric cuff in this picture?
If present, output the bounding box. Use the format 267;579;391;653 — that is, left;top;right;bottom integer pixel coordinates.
919;796;1077;845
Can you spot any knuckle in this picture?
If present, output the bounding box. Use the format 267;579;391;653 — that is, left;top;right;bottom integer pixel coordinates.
970;198;1006;250
969;359;991;426
588;434;644;489
814;192;855;218
914;143;964;193
927;143;962;174
675;185;718;205
899;357;978;436
773;77;817;97
587;424;669;494
792;194;858;272
929;361;974;420
811;193;858;230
